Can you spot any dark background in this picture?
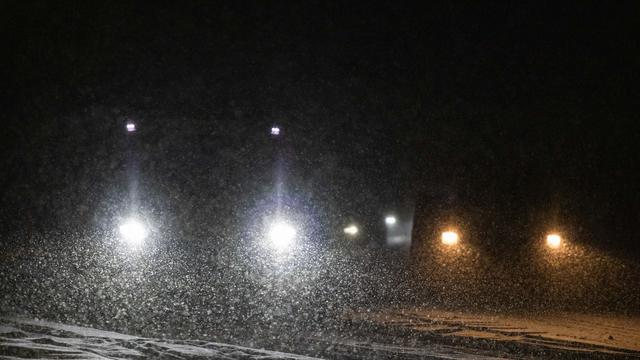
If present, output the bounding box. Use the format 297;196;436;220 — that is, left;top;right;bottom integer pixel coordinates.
1;2;639;260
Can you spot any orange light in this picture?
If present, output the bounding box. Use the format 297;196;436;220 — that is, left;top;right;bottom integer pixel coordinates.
441;231;459;245
546;234;562;248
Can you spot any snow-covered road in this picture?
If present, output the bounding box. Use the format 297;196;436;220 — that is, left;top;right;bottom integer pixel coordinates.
0;317;509;360
0;318;321;360
349;308;640;359
3;314;640;359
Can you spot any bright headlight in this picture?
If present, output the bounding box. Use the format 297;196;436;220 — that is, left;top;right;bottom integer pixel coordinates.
546;234;562;248
119;218;148;246
268;222;296;251
343;225;359;236
441;231;459;245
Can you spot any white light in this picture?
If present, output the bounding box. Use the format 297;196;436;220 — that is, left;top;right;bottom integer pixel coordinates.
441;231;459;245
126;122;136;132
385;216;397;226
271;126;280;135
268;222;296;251
344;225;359;236
119;219;148;247
546;234;562;248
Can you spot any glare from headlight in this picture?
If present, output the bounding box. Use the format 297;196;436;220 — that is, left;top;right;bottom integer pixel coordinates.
268;222;296;250
384;216;397;226
343;225;359;236
126;122;136;132
119;218;148;246
546;234;562;248
441;231;459;245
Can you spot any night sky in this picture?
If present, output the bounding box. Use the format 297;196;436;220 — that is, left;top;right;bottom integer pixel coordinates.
1;2;639;258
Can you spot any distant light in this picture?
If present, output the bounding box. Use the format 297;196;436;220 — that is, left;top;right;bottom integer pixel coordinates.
344;225;359;236
119;219;148;247
546;234;562;248
385;216;397;226
271;126;281;136
441;231;459;245
126;122;136;132
268;222;296;251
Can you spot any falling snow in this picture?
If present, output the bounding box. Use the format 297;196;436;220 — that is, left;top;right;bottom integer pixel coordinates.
2;2;639;359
